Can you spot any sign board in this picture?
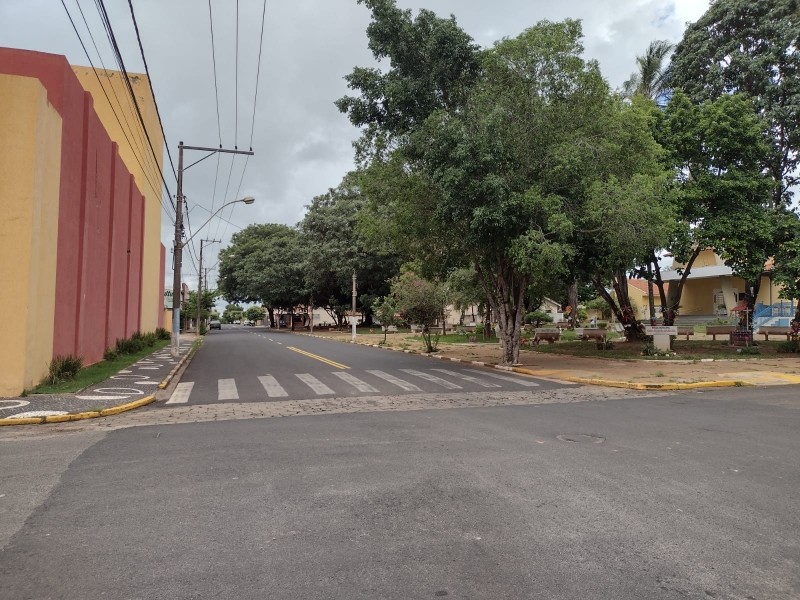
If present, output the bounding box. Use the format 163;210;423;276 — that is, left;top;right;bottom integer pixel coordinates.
645;325;677;336
164;290;173;310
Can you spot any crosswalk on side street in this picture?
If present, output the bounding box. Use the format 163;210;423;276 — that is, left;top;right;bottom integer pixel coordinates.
165;367;544;405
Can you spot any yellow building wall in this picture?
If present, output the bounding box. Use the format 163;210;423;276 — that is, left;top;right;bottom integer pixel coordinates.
678;274;782;317
0;75;62;396
71;66;164;332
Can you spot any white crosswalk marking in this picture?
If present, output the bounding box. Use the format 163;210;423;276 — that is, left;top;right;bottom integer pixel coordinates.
332;371;378;393
218;378;239;400
258;375;288;397
400;369;462;390
166;382;194;404
296;373;334;395
464;369;540;387
431;368;501;388
366;370;421;392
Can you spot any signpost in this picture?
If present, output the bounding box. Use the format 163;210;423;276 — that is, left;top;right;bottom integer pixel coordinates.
644;325;677;351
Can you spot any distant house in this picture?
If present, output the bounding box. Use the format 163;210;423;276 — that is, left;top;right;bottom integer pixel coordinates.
659;249;793;325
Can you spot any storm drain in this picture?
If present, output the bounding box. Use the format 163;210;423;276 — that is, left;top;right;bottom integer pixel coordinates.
556;433;605;444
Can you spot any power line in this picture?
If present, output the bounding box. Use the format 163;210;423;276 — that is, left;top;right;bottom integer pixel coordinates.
235;0;240;149
72;0;170;217
249;0;268;149
60;0;175;222
94;0;176;211
126;0;178;183
207;0;222;148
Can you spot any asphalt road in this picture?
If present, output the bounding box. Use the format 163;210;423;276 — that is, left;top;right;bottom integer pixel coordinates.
164;325;565;405
1;381;798;600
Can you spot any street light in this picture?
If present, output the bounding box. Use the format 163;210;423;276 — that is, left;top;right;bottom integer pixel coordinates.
171;195;255;357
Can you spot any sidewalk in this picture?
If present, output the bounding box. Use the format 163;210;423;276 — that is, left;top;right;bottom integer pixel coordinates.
0;336;196;425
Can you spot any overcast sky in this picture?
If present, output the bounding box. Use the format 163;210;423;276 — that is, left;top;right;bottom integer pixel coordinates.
2;0;710;294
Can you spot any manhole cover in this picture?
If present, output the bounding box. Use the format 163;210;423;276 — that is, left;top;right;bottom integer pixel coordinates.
556;433;605;444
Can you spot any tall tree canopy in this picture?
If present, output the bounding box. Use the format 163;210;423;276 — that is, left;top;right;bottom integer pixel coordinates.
669;0;800;206
336;0;481;160
217;224;307;327
300;174;402;326
622;40;674;102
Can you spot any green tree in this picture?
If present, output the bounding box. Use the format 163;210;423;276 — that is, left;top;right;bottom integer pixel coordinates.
390;269;447;352
773;217;800;329
218;224;307;327
445;267;486;324
336;0;481;161
222;303;243;324
657;92;774;323
184;290;216;331
372;294;399;344
621;40;674;101
300;174;402;327
245;306;266;324
669;0;800;208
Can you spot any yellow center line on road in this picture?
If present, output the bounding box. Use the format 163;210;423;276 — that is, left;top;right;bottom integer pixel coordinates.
287;347;350;370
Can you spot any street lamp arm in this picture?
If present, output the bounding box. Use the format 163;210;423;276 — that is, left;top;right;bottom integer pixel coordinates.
181;197;255;248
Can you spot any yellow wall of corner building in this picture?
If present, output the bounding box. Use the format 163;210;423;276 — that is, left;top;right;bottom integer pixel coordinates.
72;66;164;332
0;75;62;396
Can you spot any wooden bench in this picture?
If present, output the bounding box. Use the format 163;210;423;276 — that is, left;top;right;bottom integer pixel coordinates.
575;328;607;341
706;325;735;341
384;325;398;333
757;326;793;341
533;328;560;345
677;326;694;341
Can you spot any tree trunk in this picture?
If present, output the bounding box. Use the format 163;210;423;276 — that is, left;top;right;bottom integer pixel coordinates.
268;308;275;328
662;246;702;326
568;280;579;328
478;262;527;365
740;278;762;331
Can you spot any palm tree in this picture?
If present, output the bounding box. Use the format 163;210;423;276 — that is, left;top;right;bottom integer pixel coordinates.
622;40;674;102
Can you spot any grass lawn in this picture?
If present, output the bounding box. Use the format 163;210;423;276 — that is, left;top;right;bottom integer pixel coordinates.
530;339;789;360
30;339;170;395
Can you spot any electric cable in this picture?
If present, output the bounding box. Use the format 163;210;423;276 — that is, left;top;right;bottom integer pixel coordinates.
126;0;178;182
60;0;175;222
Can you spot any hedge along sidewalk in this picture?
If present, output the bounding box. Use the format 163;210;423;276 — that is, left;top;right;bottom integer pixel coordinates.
0;335;197;425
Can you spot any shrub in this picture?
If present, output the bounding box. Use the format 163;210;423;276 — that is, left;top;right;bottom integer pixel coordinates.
777;339;800;353
45;354;83;385
155;327;171;340
116;336;144;355
737;346;761;355
524;311;554;327
143;332;158;347
103;348;119;361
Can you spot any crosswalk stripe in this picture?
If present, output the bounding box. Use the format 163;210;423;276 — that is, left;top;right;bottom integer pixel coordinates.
366;370;422;392
218;378;239;400
296;373;334;395
258;375;288;397
431;368;501;388
400;369;462;390
464;369;540;387
166;382;194;404
332;371;378;393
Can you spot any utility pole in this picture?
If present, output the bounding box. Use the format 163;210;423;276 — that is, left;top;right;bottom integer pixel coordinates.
647;262;656;325
171;144;185;358
171;141;254;357
198;239;220;334
352;271;357;341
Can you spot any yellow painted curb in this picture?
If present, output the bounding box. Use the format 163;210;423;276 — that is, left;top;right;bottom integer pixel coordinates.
45;410;101;423
511;367;748;390
100;395;156;416
0;416;44;426
0;395;156;427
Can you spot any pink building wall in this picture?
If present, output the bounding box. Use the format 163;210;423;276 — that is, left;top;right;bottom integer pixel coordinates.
0;48;158;366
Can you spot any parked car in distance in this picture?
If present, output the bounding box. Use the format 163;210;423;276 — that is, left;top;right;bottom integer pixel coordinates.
209;320;221;330
233;320;240;324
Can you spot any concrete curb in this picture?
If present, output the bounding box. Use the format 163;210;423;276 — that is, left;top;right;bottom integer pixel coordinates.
0;395;157;427
158;339;202;389
295;332;753;391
